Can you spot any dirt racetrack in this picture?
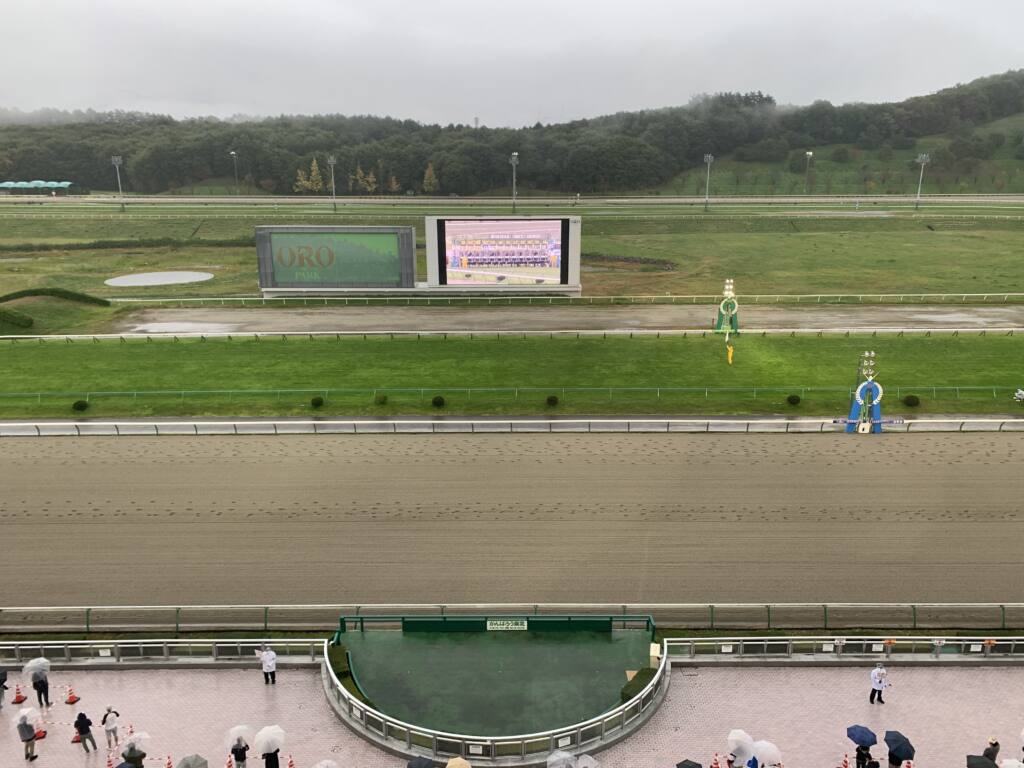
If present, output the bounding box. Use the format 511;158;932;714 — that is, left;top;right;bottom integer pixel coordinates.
1;433;1021;607
116;304;1024;334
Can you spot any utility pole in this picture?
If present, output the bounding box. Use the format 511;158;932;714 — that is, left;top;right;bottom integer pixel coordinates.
110;155;125;212
327;155;337;213
915;153;930;211
703;154;714;212
804;151;814;195
229;150;240;195
509;152;519;213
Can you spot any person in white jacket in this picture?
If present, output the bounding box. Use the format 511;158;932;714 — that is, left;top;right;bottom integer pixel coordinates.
101;706;120;748
260;646;277;685
869;663;888;704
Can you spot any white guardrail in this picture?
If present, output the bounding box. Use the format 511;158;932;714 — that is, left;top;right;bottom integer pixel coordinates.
104;292;1024;306
0;418;1022;437
3;327;1023;343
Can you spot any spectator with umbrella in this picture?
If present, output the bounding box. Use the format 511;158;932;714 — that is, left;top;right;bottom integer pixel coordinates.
884;731;914;767
22;659;51;708
13;708;40;762
847;724;877;768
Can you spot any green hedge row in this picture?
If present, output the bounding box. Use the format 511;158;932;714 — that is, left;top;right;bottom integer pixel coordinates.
0;288;111;306
620;666;657;702
0;307;34;328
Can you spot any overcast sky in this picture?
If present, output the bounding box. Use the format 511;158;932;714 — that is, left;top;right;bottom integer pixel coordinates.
3;0;1022;126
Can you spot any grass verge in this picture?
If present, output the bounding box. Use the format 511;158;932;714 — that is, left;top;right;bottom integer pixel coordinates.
0;333;1020;418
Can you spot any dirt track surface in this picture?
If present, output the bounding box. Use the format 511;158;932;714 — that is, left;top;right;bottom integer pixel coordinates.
117;304;1024;334
2;434;1021;606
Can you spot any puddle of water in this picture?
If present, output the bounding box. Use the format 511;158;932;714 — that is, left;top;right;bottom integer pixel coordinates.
105;271;214;286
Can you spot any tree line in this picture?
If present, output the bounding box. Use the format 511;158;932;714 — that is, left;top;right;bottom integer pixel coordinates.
1;70;1023;195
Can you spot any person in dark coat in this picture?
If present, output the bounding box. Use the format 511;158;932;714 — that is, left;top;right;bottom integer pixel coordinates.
122;743;147;768
982;738;1000;761
855;744;873;768
17;713;39;761
262;748;280;768
231;737;250;768
74;712;98;753
30;671;51;707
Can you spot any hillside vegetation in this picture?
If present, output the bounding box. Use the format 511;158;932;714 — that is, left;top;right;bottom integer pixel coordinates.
2;71;1024;196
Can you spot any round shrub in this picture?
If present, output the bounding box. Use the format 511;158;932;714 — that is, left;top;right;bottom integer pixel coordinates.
374;393;388;405
431;395;446;408
546;394;559;406
72;400;89;412
310;396;325;408
903;394;921;407
786;394;801;406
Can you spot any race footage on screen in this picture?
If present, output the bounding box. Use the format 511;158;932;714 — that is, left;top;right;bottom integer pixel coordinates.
442;219;563;285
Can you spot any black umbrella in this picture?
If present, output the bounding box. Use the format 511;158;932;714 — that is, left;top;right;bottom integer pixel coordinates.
847;725;878;747
676;761;703;768
407;758;434;768
966;756;997;768
884;731;915;762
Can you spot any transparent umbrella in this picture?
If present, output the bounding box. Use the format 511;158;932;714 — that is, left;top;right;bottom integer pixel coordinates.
11;707;40;727
176;756;209;768
312;762;339;768
728;730;754;751
548;751;576;768
753;740;783;767
446;759;472;768
254;725;286;754
577;756;600;768
225;725;255;750
22;658;50;681
122;731;152;749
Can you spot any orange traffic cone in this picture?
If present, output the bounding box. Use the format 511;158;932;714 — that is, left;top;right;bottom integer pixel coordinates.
65;685;81;705
904;763;913;768
842;755;850;768
226;758;234;768
165;755;174;768
710;753;722;768
35;727;48;740
72;729;82;743
107;756;115;768
287;755;297;768
12;683;27;704
127;723;135;737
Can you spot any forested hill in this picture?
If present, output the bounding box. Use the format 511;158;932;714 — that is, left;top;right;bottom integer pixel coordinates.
2;70;1024;196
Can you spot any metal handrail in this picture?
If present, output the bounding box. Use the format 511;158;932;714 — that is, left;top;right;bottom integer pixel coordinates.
322;638;669;751
4;602;1024;635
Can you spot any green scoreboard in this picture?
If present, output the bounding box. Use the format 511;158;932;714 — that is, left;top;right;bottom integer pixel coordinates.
256;226;416;293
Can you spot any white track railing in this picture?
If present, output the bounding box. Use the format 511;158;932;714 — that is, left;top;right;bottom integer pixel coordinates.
3;327;1023;342
0;418;1021;437
663;635;1024;660
103;292;1024;306
3;603;1024;634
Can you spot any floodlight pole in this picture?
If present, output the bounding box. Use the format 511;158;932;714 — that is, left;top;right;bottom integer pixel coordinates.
703;154;714;212
229;150;240;196
327;155;337;213
804;151;814;195
509;152;519;213
110;155;125;212
915;153;930;211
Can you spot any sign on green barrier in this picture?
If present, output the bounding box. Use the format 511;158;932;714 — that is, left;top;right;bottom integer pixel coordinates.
256;226;415;290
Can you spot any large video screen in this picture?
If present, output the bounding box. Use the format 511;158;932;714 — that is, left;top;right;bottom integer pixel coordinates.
256;226;415;291
436;219;570;286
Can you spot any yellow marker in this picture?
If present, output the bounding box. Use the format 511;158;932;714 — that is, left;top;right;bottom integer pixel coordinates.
727;344;734;365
